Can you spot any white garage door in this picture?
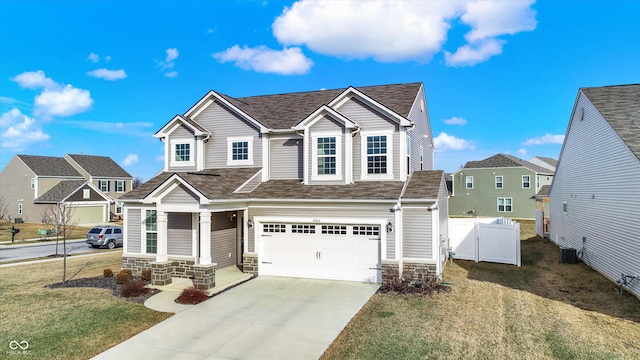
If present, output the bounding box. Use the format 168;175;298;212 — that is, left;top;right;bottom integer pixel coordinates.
260;223;381;283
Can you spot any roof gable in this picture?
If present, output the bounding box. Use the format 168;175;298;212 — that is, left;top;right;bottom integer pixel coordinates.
34;180;113;203
66;154;132;178
17;155;83;177
154;115;210;138
464;154;554;174
581;84;640;159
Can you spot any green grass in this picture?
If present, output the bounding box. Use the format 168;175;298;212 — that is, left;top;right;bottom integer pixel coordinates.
0;252;171;359
323;220;640;360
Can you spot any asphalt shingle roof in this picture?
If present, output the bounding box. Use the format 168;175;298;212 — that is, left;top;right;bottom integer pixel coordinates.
34;180;88;203
536;185;551;197
581;84;640;159
66;154;132;178
18;155;83;177
402;170;444;199
250;180;406;200
209;82;422;130
464;154;554;175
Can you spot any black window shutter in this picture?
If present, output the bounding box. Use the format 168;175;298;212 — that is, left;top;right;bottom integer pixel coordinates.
123;181;126;192
108;181;110;192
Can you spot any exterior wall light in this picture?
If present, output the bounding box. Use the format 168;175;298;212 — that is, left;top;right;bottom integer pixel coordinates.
386;221;393;233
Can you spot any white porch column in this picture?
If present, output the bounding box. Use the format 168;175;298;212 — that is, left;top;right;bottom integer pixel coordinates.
156;211;168;262
199;211;212;265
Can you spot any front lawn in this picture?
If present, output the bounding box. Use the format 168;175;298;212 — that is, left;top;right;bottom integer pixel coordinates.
0;252;171;359
323;220;640;359
0;221;92;243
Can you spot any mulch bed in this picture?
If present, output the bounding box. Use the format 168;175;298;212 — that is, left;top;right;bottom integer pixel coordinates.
47;276;160;304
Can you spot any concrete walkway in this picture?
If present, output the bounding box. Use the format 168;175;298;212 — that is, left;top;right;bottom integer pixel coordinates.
93;277;378;360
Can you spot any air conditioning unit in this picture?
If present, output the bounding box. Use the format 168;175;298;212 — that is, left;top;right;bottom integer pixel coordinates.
559;247;577;264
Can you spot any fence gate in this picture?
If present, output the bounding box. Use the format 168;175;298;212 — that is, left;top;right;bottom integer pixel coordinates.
449;217;521;266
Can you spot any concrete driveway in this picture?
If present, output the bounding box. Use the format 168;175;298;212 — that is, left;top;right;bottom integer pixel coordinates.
93;276;378;360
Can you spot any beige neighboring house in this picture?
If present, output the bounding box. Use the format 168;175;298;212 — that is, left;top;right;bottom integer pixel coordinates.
0;154;133;225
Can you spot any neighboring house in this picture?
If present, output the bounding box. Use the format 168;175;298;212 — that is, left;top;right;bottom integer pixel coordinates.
119;82;450;289
0;154;132;225
549;84;640;297
449;154;555;219
34;180;115;225
528;156;557;172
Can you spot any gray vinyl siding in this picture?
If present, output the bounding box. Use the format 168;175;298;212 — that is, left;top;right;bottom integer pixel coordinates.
211;212;236;269
438;177;449;246
0;157;38;222
269;135;303;179
163;184;200;204
167;212;192;256
126;209;142;253
247;203;395;259
308;116;345;185
337;97;400;180
406;87;434;171
549;91;640;297
193;100;262;169
402;207;433;259
167;125;197;172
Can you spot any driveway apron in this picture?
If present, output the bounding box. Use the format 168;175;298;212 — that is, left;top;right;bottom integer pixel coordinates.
93;276;378;360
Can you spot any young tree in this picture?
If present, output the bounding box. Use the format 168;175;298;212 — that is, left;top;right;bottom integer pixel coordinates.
132;177;143;189
0;196;9;224
41;202;78;282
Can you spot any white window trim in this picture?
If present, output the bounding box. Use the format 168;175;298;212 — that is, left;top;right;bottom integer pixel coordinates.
144;210;158;254
227;136;254;166
361;130;394;180
562;201;568;214
312;133;342;181
497;197;513;212
98;180;109;192
170;139;195;167
30;178;35;189
465;176;474;189
18;203;22;215
83;189;91;199
522;175;531;189
115;180;125;193
495;175;504;189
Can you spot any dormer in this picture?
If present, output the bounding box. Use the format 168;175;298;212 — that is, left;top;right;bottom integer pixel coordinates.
154;115;211;172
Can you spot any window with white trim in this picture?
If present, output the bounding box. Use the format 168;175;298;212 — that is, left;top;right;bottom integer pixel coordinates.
227;137;254;165
115;180;125;193
497;197;513;212
522;175;531;189
263;224;286;233
115;203;123;215
420;145;424;170
170;139;195;167
562;201;568;214
98;180;109;192
495;176;503;189
145;210;157;254
406;135;411;175
466;176;474;189
292;224;315;234
321;225;347;235
312;134;342;180
83;189;90;199
361;131;393;179
30;178;35;189
18;203;22;215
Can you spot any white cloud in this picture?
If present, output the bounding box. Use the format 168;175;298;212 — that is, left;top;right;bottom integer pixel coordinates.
59;120;154;137
11;70;57;89
87;68;127;81
524;134;565;146
164;71;179;78
88;53;100;63
518;148;527;156
445;0;537;67
0;108;49;151
35;85;93;117
0;96;30;107
165;48;179;63
157;48;180;76
105;56;111;62
213;45;313;75
443;116;468;126
123;153;138;166
433;132;475;151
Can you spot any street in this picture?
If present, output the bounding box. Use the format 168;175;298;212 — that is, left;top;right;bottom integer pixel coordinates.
0;240;108;262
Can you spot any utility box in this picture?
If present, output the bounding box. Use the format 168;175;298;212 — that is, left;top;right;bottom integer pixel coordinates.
560;247;577;264
14;218;23;223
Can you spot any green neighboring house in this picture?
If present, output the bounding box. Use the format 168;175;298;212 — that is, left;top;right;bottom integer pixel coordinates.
449;154;555;219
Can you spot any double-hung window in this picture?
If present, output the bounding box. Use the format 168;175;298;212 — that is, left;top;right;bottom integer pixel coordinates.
497;197;513;212
495;176;503;189
522;175;531;189
145;210;157;254
98;180;109;192
170;139;195;167
115;180;125;193
361;131;393;180
227;137;254;165
465;176;474;189
312;134;342;180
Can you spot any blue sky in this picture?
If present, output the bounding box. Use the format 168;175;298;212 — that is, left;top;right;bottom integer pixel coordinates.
1;0;639;181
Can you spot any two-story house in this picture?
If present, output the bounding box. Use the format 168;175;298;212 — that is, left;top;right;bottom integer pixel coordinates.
119;82;449;289
449;154;555;219
0;154;132;225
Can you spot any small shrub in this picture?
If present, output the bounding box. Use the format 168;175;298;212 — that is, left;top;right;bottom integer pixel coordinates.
121;280;149;298
176;286;210;305
120;269;133;278
379;271;451;295
115;272;129;284
103;269;113;278
141;269;152;281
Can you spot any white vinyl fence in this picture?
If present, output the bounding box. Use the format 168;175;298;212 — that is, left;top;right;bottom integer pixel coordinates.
449;217;521;266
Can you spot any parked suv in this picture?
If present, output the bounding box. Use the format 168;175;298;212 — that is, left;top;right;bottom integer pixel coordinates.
86;226;123;249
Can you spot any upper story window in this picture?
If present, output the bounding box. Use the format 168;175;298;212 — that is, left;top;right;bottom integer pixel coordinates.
495;176;503;189
465;176;473;189
18;203;22;215
406;135;411;175
312;135;342;180
115;180;125;193
98;180;109;192
30;178;35;189
227;137;254;166
361;131;393;180
170;139;195;167
522;175;531;189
